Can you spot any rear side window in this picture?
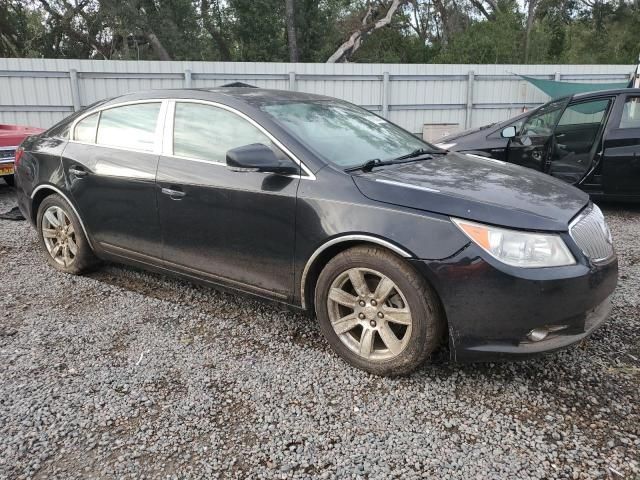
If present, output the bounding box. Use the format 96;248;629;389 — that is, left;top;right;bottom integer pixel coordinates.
74;112;99;143
173;102;271;162
96;103;161;152
618;97;640;129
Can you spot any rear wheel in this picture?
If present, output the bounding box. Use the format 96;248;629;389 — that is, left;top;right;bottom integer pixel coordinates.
36;194;98;274
315;245;445;376
3;175;14;187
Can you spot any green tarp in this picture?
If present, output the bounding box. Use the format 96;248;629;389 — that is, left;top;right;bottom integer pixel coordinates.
519;75;629;99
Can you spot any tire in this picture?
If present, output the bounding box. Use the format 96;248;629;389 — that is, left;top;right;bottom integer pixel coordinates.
315;245;445;376
3;175;14;187
36;194;99;274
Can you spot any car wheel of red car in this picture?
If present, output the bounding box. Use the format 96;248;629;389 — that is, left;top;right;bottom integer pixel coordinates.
36;194;99;274
3;175;14;187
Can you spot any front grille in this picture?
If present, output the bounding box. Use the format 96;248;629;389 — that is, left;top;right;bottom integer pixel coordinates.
0;148;15;160
569;205;614;262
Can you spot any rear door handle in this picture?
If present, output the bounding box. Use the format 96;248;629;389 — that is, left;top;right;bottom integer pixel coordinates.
161;187;186;199
68;166;88;178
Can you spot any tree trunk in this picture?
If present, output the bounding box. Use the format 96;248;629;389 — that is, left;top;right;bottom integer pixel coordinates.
285;0;299;62
524;0;537;64
201;0;232;61
144;31;172;60
327;0;405;63
433;0;449;46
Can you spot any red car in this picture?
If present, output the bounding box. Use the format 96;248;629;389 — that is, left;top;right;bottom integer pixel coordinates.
0;124;44;186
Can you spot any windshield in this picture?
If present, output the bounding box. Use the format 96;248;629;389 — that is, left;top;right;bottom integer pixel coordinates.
259;100;433;168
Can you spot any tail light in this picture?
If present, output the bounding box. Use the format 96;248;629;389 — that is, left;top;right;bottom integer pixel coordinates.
14;147;24;167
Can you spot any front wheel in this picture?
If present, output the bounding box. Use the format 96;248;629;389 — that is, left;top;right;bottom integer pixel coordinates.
315;245;445;376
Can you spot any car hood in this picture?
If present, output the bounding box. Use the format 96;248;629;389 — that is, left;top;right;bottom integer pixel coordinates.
352;152;589;232
0;124;44;147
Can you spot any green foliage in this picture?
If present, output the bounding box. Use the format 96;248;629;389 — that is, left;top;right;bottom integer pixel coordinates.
353;27;434;63
559;2;640;64
435;8;524;63
2;0;639;64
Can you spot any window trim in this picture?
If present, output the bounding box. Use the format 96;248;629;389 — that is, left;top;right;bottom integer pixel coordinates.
69;98;315;180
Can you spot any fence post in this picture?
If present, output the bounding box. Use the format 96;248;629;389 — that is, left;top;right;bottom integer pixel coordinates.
382;72;390;118
465;70;475;129
184;69;192;88
69;69;81;112
554;72;561;81
289;71;296;91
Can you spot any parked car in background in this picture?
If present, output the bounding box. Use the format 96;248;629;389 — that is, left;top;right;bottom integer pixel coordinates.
15;89;617;375
0;124;44;186
437;89;640;201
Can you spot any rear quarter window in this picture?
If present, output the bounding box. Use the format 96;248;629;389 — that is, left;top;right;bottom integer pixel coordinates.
74;113;99;143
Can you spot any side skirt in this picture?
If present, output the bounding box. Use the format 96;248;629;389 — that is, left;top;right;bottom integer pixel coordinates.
96;242;305;312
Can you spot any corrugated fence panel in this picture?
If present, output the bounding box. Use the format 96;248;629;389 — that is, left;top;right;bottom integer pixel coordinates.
0;59;634;134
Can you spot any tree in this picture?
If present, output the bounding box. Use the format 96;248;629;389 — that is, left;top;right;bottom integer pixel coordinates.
285;0;298;62
4;0;639;65
326;0;408;63
524;0;539;63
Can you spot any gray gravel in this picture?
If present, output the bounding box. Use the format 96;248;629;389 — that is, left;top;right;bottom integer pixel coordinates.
0;182;639;479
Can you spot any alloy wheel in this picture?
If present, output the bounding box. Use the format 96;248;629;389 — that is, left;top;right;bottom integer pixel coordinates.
41;206;78;267
327;267;413;361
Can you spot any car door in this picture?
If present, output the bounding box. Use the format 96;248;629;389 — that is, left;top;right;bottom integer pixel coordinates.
547;97;612;185
602;94;640;196
63;101;165;258
156;100;301;299
506;97;569;171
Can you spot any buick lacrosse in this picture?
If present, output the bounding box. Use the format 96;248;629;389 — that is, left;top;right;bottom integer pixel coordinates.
15;88;618;375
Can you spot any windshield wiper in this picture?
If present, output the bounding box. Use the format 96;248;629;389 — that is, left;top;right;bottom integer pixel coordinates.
344;159;382;172
392;148;433;161
345;149;435;173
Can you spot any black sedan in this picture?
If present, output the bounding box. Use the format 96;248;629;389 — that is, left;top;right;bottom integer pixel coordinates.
437;89;640;201
15;88;618;375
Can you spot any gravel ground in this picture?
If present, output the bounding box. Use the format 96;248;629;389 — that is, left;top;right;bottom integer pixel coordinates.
0;182;639;480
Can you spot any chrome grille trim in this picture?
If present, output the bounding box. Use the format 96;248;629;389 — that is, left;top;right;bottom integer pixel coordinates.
569;205;614;262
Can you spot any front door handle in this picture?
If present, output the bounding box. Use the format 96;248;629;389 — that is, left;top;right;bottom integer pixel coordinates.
161;187;186;199
68;167;88;178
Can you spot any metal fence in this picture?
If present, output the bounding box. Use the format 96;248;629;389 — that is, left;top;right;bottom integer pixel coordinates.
0;58;634;137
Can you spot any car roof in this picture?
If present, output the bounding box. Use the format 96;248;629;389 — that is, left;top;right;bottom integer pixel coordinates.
570;87;640;100
100;88;335;108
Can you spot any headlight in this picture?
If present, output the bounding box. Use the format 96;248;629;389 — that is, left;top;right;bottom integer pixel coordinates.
452;218;575;268
436;142;456;150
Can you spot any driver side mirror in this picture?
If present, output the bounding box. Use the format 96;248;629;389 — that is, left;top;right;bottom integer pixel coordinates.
501;126;517;138
226;143;298;175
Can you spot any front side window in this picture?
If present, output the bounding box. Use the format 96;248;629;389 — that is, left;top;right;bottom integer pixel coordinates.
96;103;161;152
173;103;271;162
619;97;640;129
259;101;429;168
520;97;569;137
74;112;99;143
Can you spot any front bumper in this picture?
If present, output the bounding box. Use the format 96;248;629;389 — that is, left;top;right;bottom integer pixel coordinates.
412;243;618;362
